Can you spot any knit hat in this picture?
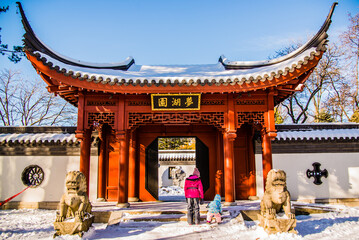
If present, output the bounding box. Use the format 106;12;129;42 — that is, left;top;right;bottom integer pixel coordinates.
214;194;221;202
192;168;200;177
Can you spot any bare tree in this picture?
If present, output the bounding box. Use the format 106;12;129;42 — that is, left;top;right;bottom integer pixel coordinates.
340;13;359;121
325;82;351;122
273;43;340;123
0;69;77;126
309;44;343;122
0;69;19;125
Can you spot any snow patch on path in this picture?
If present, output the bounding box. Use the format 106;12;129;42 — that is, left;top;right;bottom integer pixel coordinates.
1;205;359;239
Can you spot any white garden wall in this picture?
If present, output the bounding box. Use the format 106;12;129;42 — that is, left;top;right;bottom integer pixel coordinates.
256;152;359;200
0;155;98;203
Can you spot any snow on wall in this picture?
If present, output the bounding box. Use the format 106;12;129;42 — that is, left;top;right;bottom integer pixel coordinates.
0;155;98;203
255;152;359;200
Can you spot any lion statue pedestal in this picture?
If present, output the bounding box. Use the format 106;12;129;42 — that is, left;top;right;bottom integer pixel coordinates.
53;171;94;237
258;169;297;234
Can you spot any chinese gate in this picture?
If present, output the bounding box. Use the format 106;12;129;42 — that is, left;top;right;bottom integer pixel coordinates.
16;2;337;205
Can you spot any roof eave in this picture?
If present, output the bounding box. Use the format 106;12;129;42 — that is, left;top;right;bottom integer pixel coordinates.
220;2;337;70
16;2;134;71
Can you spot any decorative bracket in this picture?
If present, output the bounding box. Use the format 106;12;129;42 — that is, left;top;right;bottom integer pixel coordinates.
75;130;85;142
266;130;277;140
226;130;237;141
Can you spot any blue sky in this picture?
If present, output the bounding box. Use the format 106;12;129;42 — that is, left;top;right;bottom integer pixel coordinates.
1;0;358;80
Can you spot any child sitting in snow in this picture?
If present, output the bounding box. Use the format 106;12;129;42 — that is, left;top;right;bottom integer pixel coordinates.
206;194;222;224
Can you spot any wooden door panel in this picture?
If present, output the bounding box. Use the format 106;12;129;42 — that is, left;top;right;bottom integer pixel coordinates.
234;125;256;199
106;136;119;201
145;139;159;199
196;137;209;192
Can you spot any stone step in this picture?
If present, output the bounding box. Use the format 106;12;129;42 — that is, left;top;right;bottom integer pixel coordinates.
119;209;229;215
94;204;336;224
120;213;232;223
93;210;232;224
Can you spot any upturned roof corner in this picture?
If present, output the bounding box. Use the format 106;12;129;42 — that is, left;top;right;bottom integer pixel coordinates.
16;2;135;71
219;2;338;70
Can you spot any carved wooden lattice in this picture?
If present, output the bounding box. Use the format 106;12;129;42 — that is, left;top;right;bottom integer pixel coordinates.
201;100;225;105
88;112;115;128
128;112;224;130
237;111;265;128
127;101;151;106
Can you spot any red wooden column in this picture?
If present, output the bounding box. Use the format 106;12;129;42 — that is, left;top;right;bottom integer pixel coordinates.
76;128;92;195
223;131;237;203
215;170;223;196
261;131;273;189
262;90;277;189
97;125;107;200
128;130;138;202
116;95;129;207
223;93;237;205
116;130;129;207
75;91;92;195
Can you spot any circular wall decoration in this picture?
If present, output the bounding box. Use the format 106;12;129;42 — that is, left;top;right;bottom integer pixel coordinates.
21;165;44;187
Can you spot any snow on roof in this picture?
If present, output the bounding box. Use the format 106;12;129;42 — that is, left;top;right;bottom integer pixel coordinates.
33;47;320;85
158;150;196;161
0;126;358;145
0;133;78;144
276;128;359;141
17;0;338;87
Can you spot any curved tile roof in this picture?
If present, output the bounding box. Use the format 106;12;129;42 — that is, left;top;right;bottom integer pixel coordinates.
220;3;337;70
17;2;134;71
32;47;320;86
17;2;337;87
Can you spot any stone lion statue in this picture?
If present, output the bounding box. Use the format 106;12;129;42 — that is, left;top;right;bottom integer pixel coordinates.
55;171;92;222
171;166;186;187
259;169;296;234
260;169;295;219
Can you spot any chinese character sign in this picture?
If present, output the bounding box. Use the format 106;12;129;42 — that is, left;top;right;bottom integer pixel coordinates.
151;94;201;110
158;98;168;107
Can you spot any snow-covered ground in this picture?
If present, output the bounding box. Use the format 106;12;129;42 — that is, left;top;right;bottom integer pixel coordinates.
2;204;359;240
158;186;185;201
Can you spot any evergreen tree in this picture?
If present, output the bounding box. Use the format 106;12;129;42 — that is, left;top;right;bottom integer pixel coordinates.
315;110;334;123
0;5;25;63
350;110;359;123
158;137;195;150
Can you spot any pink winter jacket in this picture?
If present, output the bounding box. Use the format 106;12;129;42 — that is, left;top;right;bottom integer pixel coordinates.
184;175;204;199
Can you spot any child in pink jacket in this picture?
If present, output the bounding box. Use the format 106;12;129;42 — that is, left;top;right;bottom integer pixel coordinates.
184;168;204;225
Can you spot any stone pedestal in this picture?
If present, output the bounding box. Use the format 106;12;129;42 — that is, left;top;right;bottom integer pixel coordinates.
128;197;139;202
53;215;94;237
258;214;297;234
117;202;130;208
